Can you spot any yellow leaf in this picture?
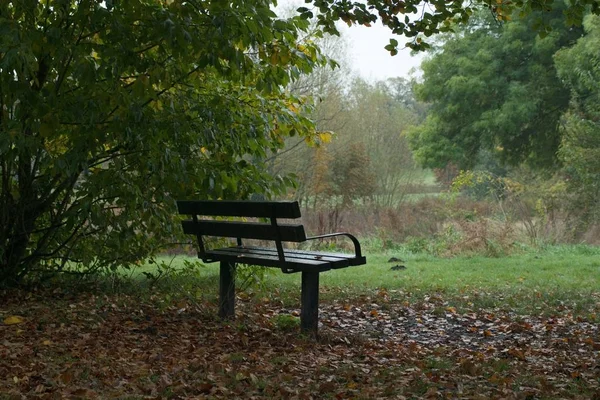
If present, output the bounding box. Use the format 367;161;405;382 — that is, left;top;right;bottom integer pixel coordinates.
235;372;247;381
151;100;163;111
287;102;299;113
317;131;333;144
42;340;53;346
3;316;25;325
296;44;308;55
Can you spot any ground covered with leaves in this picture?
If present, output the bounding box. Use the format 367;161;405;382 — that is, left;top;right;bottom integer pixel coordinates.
1;287;599;399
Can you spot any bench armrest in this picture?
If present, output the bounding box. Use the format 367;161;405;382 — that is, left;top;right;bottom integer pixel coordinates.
305;232;363;259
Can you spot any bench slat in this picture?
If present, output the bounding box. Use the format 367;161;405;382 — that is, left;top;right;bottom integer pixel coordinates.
220;246;352;266
242;246;366;266
205;248;333;273
181;220;307;242
234;247;353;267
177;200;301;218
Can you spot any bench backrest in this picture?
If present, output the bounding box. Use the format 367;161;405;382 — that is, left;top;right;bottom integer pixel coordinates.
177;200;306;261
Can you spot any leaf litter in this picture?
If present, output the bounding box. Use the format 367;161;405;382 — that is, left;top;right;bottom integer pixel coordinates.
1;288;599;399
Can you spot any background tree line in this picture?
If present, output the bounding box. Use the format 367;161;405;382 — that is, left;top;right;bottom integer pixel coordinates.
408;4;600;243
271;1;600;249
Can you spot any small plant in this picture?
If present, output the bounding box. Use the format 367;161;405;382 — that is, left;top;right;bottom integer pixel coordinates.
228;353;246;363
236;265;274;293
270;314;300;331
405;236;432;254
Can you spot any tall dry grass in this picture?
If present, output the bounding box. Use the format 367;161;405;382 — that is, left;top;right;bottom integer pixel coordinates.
299;195;600;256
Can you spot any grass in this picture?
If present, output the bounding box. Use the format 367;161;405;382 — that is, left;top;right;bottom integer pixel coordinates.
122;244;600;316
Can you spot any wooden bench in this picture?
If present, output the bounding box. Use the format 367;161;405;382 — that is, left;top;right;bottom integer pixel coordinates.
177;200;366;335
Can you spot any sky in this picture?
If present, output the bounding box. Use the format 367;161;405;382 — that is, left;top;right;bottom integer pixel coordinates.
276;0;423;82
340;23;424;81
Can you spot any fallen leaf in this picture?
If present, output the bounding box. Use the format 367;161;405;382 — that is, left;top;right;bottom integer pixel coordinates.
59;371;75;385
198;383;213;394
3;315;25;325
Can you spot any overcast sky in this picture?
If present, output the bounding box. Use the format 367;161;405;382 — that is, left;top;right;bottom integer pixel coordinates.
277;0;423;82
340;22;423;81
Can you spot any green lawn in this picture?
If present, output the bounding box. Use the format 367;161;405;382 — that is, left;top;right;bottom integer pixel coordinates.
138;244;600;315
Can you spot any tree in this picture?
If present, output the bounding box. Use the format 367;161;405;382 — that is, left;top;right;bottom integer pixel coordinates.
278;76;424;210
329;142;376;207
407;4;583;171
341;78;422;207
269;17;351;207
555;15;600;229
0;0;324;285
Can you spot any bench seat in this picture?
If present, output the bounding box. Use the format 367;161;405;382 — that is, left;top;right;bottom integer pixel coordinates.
204;245;367;273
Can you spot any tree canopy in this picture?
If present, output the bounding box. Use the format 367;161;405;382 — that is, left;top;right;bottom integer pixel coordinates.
1;0;324;285
555;15;600;225
407;3;583;170
306;0;598;51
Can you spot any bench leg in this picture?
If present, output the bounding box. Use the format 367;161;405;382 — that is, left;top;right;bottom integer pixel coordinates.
301;270;320;336
219;261;236;319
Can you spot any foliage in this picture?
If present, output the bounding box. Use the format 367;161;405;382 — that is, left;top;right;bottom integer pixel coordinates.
329;142;377;206
555;15;600;232
0;0;326;286
408;4;582;170
451;170;509;201
235;265;275;293
270;313;301;331
303;0;598;51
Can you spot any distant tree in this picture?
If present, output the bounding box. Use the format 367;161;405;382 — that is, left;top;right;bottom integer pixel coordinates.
407;4;583;170
270;20;351;206
342;79;422;207
555;15;600;226
330;142;377;207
